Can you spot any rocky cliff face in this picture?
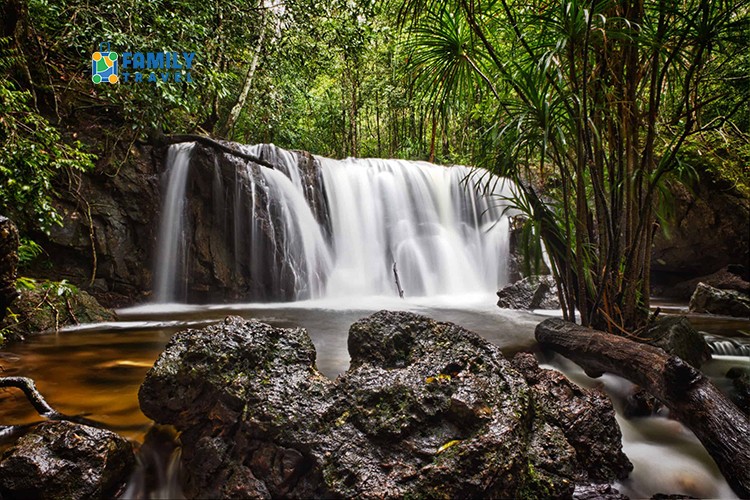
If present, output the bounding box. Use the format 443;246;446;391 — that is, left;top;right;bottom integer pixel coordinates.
652;175;750;288
35;140;329;304
177;143;330;302
34;143;164;304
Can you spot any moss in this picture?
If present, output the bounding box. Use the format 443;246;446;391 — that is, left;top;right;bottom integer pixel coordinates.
516;462;570;499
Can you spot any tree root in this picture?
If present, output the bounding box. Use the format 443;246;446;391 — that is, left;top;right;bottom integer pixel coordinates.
0;376;103;428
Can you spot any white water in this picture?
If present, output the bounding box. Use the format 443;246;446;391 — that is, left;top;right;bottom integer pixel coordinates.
153;143;514;302
153;143;194;302
320;157;511;297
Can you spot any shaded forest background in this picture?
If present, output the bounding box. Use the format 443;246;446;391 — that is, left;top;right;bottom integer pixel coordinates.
1;0;749;329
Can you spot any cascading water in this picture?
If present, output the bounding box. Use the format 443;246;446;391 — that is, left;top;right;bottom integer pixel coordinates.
153;143;194;302
319;157;511;297
153;142;514;302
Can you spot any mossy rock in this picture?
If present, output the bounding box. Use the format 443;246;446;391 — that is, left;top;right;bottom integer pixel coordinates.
1;286;114;344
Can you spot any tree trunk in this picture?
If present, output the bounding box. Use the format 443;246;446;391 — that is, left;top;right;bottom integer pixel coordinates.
221;9;267;138
536;318;750;498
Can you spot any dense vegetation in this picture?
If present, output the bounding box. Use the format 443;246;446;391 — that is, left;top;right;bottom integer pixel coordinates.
398;0;750;329
1;0;748;330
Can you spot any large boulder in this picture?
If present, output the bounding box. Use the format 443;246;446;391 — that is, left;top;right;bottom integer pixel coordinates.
497;275;560;310
139;311;631;498
0;420;135;499
637;316;712;368
651;174;749;283
689;282;750;318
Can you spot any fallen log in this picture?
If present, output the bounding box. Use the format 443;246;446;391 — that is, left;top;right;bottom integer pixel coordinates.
536;318;750;498
156;133;277;170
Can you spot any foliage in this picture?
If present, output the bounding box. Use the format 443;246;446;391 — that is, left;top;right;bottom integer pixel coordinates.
17;238;44;266
399;0;750;330
1;277;84;344
0;39;96;233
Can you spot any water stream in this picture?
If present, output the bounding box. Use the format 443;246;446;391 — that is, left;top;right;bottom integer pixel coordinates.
0;299;747;497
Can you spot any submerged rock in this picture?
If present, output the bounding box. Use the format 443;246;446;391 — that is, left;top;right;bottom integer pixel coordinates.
573;483;628;499
139;311;631;498
0;421;135;499
623;387;663;419
689;282;750;318
496;275;560;310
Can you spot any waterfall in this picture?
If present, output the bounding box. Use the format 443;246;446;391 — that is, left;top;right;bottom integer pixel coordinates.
153;143;194;302
319;157;511;297
153;143;514;302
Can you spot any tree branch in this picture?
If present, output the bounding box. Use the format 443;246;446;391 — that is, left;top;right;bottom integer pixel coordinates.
0;376;105;428
157;134;276;170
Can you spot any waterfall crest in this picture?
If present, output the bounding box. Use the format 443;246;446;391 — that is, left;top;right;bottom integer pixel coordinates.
153;143;514;302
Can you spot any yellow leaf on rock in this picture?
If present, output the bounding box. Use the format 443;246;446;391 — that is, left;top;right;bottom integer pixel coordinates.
437;440;461;454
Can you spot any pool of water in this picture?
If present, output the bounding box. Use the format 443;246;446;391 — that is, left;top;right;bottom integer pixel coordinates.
0;294;747;497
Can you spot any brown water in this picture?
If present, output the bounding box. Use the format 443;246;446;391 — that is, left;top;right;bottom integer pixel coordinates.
0;294;748;498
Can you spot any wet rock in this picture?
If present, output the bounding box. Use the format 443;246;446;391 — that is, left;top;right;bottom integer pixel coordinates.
176;143;329;302
623;387;663;419
689;282;750;318
726;367;750;415
637;316;712;368
0;420;135;499
511;353;633;482
140;311;631;498
573;483;628;499
497;275;560;310
0;216;20;323
658;266;750;300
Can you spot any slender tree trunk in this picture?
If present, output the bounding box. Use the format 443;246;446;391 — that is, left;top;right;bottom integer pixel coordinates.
222;8;267;138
